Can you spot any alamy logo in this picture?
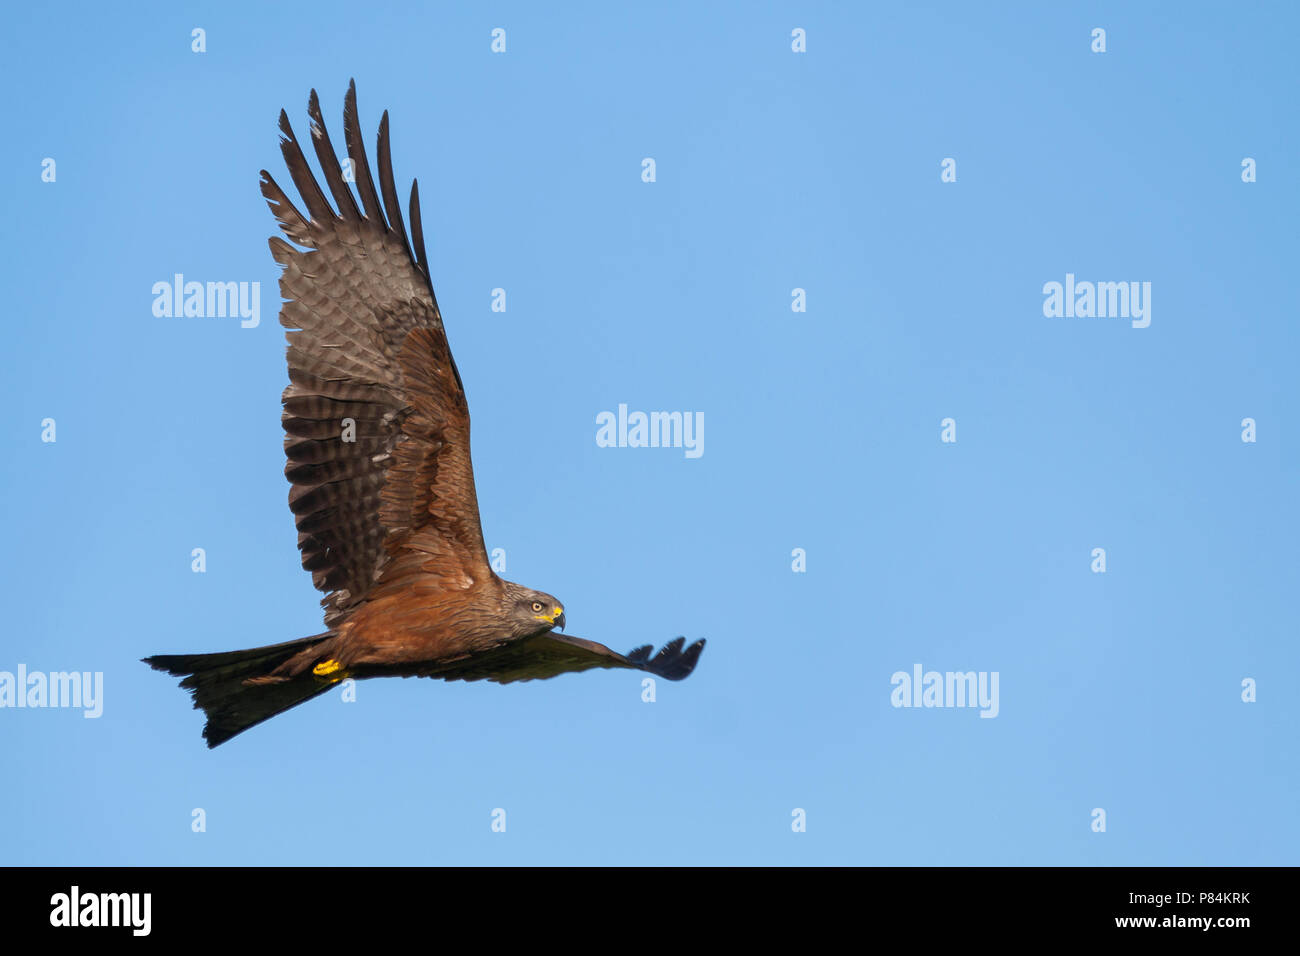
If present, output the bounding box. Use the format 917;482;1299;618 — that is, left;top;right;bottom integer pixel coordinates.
1042;273;1151;328
152;274;261;328
50;886;150;936
0;665;103;717
890;664;999;718
595;404;704;459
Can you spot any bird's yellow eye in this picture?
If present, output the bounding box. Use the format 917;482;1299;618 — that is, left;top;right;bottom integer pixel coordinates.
532;602;543;612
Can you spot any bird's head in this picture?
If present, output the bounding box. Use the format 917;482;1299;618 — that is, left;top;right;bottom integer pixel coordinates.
502;582;566;637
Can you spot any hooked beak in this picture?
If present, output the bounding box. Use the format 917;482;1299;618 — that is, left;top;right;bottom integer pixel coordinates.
533;605;566;630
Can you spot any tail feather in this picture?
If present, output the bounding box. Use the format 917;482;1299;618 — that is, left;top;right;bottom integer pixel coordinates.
144;633;335;748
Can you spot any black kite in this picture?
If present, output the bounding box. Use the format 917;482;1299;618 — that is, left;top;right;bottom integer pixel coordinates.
146;82;704;747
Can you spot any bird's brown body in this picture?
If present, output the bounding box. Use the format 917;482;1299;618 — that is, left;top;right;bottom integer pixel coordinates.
145;81;704;747
276;572;529;676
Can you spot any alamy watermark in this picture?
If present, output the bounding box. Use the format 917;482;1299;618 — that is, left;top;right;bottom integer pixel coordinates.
152;274;260;328
890;664;999;718
0;665;103;718
596;404;704;459
50;886;150;936
1042;273;1151;328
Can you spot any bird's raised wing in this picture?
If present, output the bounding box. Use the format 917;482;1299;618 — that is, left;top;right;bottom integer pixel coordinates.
261;80;490;627
400;635;706;685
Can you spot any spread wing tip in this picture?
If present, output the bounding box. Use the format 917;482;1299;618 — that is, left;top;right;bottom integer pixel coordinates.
629;636;705;681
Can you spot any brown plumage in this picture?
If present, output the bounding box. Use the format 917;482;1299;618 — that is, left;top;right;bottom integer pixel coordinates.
145;80;704;747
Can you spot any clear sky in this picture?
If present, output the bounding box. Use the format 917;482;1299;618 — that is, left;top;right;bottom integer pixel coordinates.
1;1;1295;865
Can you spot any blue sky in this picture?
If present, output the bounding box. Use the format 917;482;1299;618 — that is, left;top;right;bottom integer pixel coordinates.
1;1;1295;865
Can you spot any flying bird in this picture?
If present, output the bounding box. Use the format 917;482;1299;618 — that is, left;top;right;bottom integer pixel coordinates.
146;81;704;747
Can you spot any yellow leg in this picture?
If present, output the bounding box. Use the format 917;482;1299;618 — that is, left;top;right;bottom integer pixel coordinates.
312;659;346;681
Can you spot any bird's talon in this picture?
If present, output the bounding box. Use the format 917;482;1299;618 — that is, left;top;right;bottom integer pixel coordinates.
313;659;345;680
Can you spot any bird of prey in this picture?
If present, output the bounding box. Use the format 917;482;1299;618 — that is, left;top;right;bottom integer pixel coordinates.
145;81;704;748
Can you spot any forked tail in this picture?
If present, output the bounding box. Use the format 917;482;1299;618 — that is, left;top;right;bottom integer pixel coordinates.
144;634;335;748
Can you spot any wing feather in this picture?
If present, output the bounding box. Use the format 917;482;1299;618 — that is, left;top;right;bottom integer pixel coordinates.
263;80;488;627
276;110;335;223
342;79;386;227
307;88;362;222
409;179;431;281
377;111;413;260
406;635;707;685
